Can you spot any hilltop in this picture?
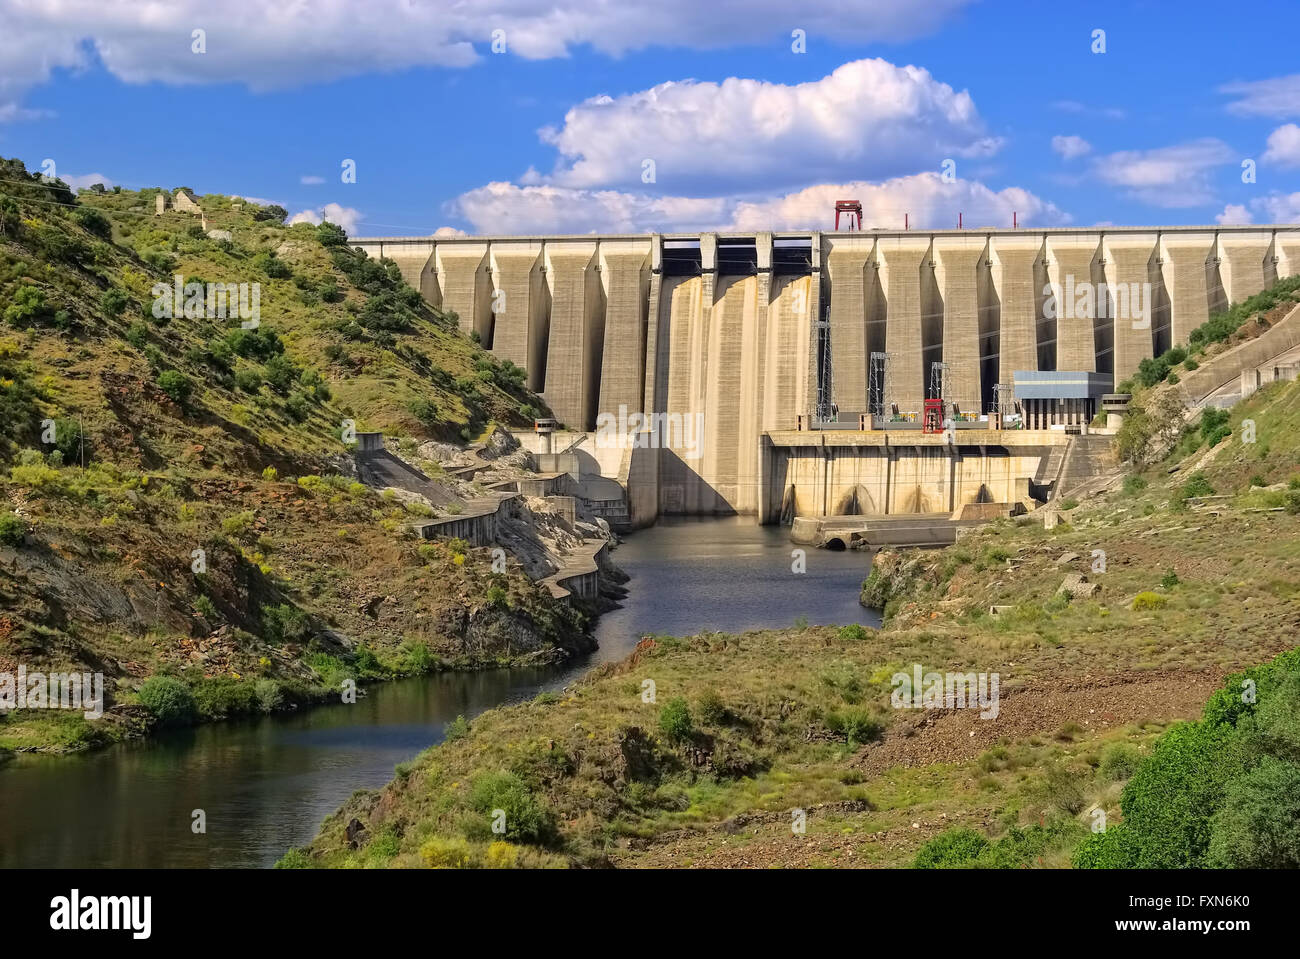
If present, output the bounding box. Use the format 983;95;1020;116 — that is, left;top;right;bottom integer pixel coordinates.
0;162;589;754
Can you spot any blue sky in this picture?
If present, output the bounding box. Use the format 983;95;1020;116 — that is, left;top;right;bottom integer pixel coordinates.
1;0;1298;235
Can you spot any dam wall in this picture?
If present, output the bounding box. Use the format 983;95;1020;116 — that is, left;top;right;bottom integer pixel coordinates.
353;226;1299;522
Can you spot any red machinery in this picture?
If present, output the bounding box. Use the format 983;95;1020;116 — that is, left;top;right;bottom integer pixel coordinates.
834;200;863;231
922;398;945;434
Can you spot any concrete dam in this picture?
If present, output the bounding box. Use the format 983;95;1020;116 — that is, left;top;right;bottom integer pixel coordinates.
352;226;1300;528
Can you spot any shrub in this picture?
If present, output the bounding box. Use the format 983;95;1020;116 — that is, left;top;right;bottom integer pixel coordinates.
467;771;555;844
696;689;726;725
274;849;311;869
913;828;989;868
658;697;694;742
0;511;26;546
234;368;262;392
825;707;883;746
1204;756;1300;867
1181;471;1215;499
222;510;255;536
72;206;112;238
483;840;519;868
284;393;310;422
1086;721;1248;868
193;594;217;620
1122;474;1147;495
410;397;439;430
262;466;278;481
837;623;870;641
100;287;130;318
138;676;197;726
420;837;472;868
1131;592;1168;611
1159;569;1180;589
157;370;193;406
192;677;257;720
444;714;470;742
254;678;284;713
262;603;309;643
401;641;434;674
1099;743;1143;782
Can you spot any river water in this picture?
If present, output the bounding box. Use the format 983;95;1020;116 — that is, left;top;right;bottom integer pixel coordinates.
0;517;876;868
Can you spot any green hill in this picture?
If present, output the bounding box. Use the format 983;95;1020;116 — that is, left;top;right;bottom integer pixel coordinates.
0;161;582;754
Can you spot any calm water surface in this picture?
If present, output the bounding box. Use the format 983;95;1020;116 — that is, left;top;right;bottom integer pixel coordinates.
0;517;876;868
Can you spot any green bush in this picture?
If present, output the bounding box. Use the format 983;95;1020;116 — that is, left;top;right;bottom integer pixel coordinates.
1075;721;1248;868
825;707;883;746
1099;743;1143;782
284;393;310;422
0;511;26;546
157;370;193;406
1206;757;1300;867
467;771;555;844
658;697;694;742
254;678;284;713
913;828;989;868
696;689;726;725
262;603;309;643
444;714;470;742
192;677;257;720
100;287;130;318
1122;474;1148;495
410;397;439;430
1181;471;1215;499
234;368;262;393
837;623;870;641
138;676;197;726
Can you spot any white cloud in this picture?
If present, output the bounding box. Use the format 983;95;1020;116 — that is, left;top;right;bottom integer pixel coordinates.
1262;123;1300;167
1216;203;1253;225
1250;192;1300;222
1049;100;1125;120
0;0;973;119
64;172;115;192
1050;135;1091;160
432;226;469;237
1220;74;1300;118
539;58;1003;193
450;182;728;234
289;202;363;235
729;174;1068;231
448;173;1068;234
300;175;326;185
232;195;285;208
1090;138;1236;207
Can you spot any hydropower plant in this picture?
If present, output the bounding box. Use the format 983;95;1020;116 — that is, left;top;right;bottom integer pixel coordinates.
351;224;1300;533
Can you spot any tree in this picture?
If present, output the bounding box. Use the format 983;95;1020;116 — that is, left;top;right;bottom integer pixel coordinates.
253;204;288;223
317;221;348;247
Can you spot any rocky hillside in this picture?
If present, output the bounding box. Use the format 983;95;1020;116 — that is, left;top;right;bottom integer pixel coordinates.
0;161;588;754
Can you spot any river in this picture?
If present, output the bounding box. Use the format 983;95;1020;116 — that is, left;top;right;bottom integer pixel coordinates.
0;517;876;868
